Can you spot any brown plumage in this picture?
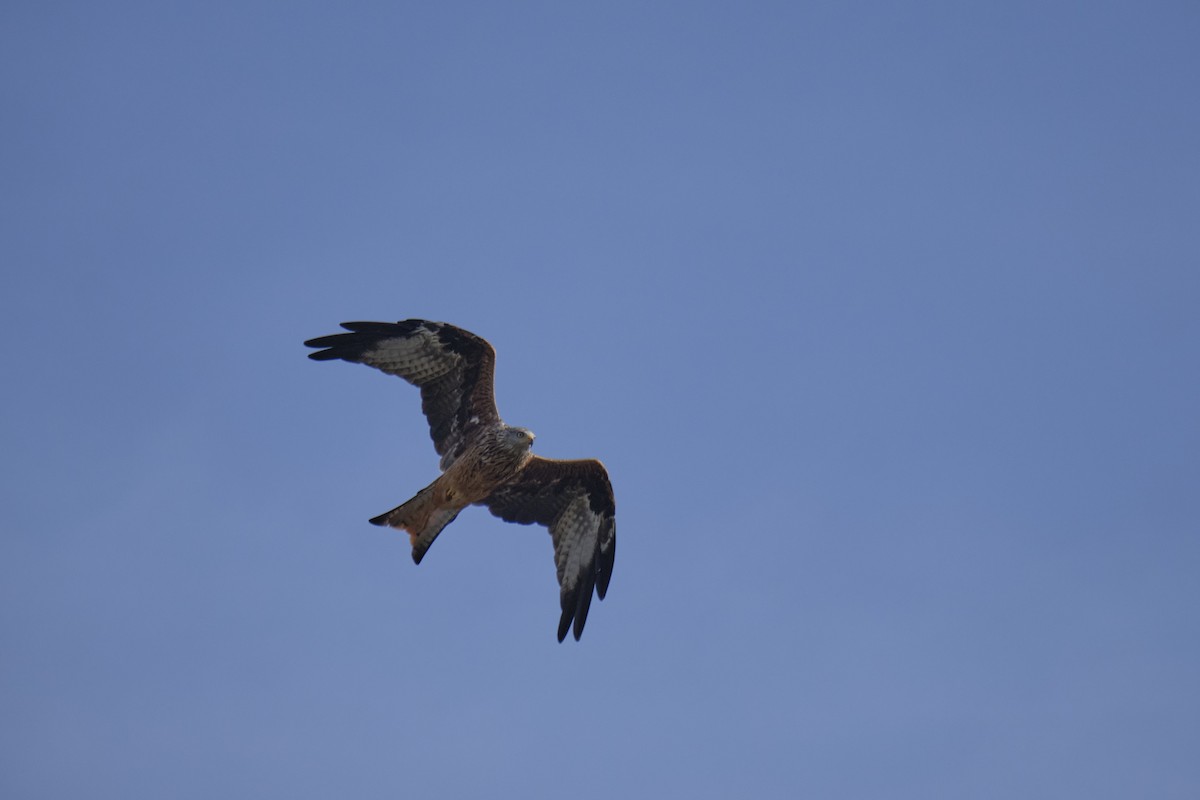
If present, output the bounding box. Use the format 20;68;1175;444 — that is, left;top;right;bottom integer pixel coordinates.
304;319;616;641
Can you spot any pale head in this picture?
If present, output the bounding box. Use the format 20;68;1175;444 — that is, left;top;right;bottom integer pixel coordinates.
503;426;537;451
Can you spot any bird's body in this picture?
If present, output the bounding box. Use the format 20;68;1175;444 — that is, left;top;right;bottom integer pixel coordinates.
304;319;615;641
438;424;537;505
370;423;536;562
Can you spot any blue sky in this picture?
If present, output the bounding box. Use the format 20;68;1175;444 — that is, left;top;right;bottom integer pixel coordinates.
2;2;1198;797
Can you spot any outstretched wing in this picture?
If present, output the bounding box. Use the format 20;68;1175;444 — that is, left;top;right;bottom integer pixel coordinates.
305;320;498;469
483;456;616;642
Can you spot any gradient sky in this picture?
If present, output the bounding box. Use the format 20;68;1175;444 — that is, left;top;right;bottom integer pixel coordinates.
2;3;1198;798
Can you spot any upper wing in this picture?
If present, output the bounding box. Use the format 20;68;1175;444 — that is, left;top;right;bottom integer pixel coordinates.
483;456;616;642
305;320;499;469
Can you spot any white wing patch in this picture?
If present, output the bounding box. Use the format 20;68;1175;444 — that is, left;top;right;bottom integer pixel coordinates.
362;325;454;385
554;495;598;589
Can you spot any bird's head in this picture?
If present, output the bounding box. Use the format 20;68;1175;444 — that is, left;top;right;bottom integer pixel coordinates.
505;426;536;451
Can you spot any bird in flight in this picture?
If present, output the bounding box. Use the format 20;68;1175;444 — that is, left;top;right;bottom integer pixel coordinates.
304;320;615;641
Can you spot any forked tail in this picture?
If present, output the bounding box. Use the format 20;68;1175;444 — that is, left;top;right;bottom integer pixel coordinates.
370;481;462;564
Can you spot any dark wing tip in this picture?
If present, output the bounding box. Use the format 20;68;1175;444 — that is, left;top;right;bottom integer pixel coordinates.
596;521;616;600
339;320;426;335
303;320;428;359
555;561;600;642
303;333;340;349
573;570;597;641
303;332;361;360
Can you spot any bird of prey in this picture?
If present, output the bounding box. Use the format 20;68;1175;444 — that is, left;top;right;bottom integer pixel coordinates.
304;320;616;641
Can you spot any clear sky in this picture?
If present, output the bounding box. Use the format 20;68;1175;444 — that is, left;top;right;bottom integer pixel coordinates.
2;2;1198;798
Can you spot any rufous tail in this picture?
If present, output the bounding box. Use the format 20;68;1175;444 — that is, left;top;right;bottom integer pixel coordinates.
369;481;461;564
